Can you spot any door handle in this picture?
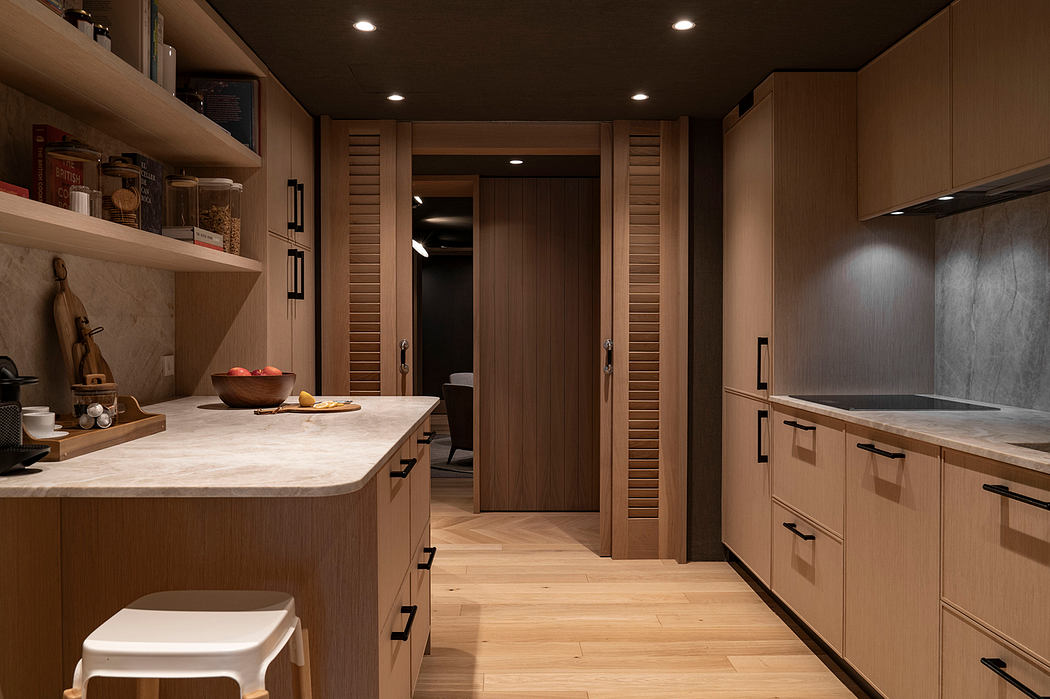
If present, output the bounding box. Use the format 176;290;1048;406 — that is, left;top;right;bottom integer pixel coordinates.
287;248;298;300
856;443;905;459
417;431;435;445
390;457;416;478
287;178;298;232
979;657;1049;699
782;522;816;541
297;250;306;300
756;337;769;391
757;409;769;463
982;483;1050;511
296;182;305;233
602;339;613;374
390;605;418;641
399;339;410;375
783;420;816;432
418;546;438;570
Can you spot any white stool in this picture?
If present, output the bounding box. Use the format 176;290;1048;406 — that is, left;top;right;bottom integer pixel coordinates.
62;590;313;699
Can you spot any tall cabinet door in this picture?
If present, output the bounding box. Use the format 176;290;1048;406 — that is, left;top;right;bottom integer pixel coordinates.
266;233;293;373
722;390;771;583
723;95;773;398
292;247;316;392
265;81;293;239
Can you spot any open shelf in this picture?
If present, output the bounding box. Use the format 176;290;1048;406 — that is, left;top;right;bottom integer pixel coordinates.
157;0;267;76
0;192;263;273
0;0;262;168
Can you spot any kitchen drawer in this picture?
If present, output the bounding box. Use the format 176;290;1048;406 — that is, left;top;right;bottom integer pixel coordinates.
771;407;845;535
771;501;843;652
942;605;1050;699
411;526;433;691
943;450;1050;664
377;451;413;616
378;569;413;699
411;438;431;549
845;426;940;699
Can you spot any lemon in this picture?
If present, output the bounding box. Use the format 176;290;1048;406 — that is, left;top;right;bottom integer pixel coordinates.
298;390;316;407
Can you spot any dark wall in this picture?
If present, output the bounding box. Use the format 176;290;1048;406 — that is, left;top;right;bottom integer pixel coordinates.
688;118;725;561
420;255;473;399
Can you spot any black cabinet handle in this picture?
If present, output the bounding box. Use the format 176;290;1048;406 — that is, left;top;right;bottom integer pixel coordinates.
757;409;769;464
287;178;298;231
297;250;306;299
287;248;298;300
417;431;435;445
784;420;816;432
390;605;418;641
856;443;906;459
390;457;416;478
296;182;305;233
756;337;768;391
782;522;816;541
602;338;613;375
399;338;410;375
982;484;1050;511
980;657;1049;699
418;546;437;570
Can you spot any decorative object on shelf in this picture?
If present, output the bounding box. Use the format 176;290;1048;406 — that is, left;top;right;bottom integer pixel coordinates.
165;173;198;229
198;177;233;251
63;8;93;36
185;76;259;152
211;371;297;409
93;23;111;51
122;153;162;234
0;181;29;198
229;181;242;254
35;0;62;15
161;225;222;251
159;42;176;95
52;258;114;387
83;0;154;77
100;156;141;228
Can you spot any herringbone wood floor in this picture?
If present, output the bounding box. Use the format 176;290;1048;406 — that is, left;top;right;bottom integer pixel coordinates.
416;478;867;698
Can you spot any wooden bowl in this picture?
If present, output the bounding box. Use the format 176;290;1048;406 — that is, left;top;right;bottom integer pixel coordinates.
210;372;296;409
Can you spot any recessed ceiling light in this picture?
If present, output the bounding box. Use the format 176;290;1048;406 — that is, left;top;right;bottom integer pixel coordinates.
509;159;524;165
631;92;649;101
672;19;695;30
353;20;376;32
413;195;423;205
937;195;955;201
890;211;905;215
387;93;405;101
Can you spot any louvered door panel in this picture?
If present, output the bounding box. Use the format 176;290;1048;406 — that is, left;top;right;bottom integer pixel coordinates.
347;134;382;394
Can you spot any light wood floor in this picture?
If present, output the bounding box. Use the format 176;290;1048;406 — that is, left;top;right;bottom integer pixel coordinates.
417;478;867;698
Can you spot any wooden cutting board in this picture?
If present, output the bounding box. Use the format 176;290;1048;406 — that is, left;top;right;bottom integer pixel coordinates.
254;403;361;415
53;258;113;385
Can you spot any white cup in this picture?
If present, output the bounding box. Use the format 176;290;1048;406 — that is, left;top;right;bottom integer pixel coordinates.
21;406;50;415
23;412;57;438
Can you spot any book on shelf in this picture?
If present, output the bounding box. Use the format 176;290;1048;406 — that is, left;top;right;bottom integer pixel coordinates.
35;0;63;15
32;124;82;209
185;77;259;152
161;226;224;251
82;0;154;78
121;153;162;234
0;182;30;198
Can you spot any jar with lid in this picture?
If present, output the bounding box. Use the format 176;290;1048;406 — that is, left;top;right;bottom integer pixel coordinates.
71;380;118;429
198;178;233;250
93;24;111;51
100;156;141;228
63;8;94;36
229;182;243;254
165;174;199;228
44;140;101;212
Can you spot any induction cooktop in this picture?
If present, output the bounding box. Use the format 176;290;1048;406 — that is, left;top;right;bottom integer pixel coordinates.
789;394;1000;411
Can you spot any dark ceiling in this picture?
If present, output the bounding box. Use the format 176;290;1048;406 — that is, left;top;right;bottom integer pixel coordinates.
209;0;948;120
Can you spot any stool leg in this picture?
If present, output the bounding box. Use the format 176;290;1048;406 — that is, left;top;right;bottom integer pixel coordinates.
135;679;159;699
62;690;82;699
243;692;269;699
293;627;314;699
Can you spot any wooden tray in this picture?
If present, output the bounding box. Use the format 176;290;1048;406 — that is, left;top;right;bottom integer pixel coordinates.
255;402;361;415
23;395;165;461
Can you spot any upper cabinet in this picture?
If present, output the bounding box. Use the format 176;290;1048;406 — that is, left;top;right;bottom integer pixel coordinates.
951;0;1050;189
858;10;951;219
265;81;315;249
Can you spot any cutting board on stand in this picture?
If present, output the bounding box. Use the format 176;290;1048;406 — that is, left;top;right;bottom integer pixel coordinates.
53;258;113;385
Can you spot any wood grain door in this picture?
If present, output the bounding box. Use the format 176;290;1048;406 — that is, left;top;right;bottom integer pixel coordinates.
475;177;600;511
721;390;771;583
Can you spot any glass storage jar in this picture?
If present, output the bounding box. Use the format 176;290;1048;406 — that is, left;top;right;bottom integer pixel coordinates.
71;380;119;429
229;182;243;254
44;140;101;212
93;24;111;51
198;177;233;250
63;8;94;36
165;174;199;228
100;156;141;228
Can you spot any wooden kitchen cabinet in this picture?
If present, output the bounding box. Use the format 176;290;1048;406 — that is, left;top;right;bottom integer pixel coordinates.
771;407;845;536
292;246;315;389
722;390;771;584
942;605;1050;699
844;426;940;699
858;9;951;218
290;105;315;250
266;233;314;391
266;233;293;371
952;0;1050;189
265;79;314;248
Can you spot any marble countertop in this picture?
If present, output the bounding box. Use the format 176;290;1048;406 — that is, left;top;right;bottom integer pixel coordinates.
0;395;438;497
772;394;1050;476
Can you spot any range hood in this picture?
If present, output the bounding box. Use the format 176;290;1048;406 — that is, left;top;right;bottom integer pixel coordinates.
891;162;1050;218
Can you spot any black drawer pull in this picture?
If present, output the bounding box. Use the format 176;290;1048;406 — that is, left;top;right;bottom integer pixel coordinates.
390;605;418;641
757;409;769;464
980;657;1049;699
418;546;438;570
856;443;906;459
756;337;769;391
390;457;417;478
417;431;435;445
784;420;816;432
982;484;1050;511
782;522;816;541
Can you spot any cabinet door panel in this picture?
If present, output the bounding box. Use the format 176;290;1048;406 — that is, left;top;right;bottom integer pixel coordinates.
722;391;771;583
723;96;773;397
771;407;845;535
266;234;293;373
942;606;1050;699
378;570;412;699
292;247;316;393
289;101;315;250
265;81;292;238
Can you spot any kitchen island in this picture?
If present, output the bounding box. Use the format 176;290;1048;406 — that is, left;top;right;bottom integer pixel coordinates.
0;395;438;699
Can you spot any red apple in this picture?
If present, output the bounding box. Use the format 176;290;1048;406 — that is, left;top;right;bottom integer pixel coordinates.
250;369;264;376
261;365;283;376
227;367;250;376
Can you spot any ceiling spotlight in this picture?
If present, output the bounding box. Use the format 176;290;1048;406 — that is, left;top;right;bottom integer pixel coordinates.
387;93;405;102
672;19;696;30
631;92;649;101
890;211;905;215
353;20;376;32
412;239;429;257
509;159;524;165
413;195;423;205
937;195;955;201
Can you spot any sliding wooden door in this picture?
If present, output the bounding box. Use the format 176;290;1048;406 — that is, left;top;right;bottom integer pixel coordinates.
609;119;688;560
476;177;601;511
